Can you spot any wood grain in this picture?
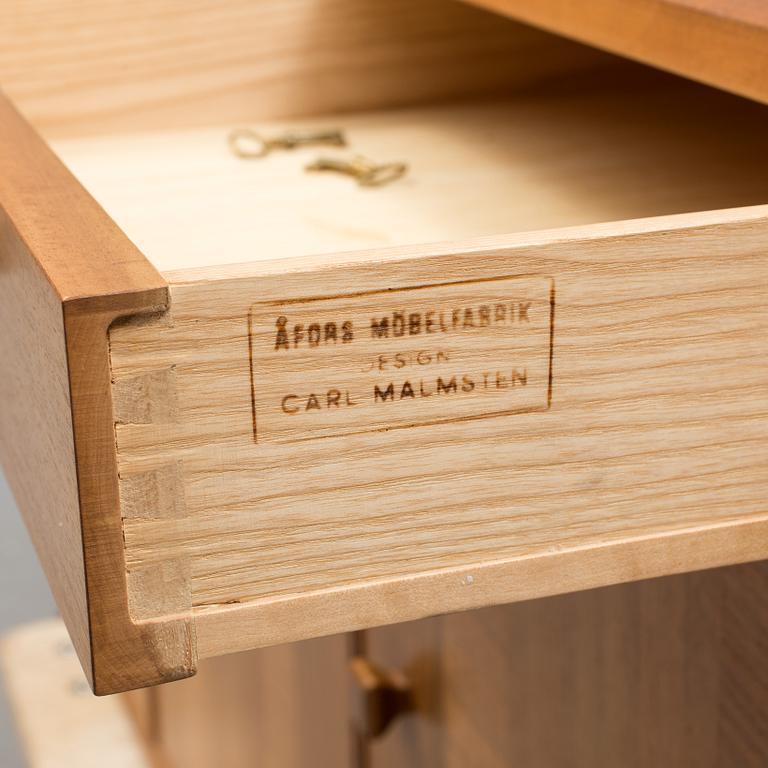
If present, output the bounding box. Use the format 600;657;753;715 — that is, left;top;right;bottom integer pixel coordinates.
153;636;352;768
463;0;768;105
5;0;768;693
67;304;196;694
366;561;768;767
111;564;768;766
0;92;194;694
0;204;89;686
110;205;768;660
247;274;553;444
0;0;606;138
49;75;768;274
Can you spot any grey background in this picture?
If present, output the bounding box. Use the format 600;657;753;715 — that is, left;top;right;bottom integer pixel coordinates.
0;469;57;768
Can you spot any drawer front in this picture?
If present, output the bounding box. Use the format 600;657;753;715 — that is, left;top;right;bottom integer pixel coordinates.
109;206;768;661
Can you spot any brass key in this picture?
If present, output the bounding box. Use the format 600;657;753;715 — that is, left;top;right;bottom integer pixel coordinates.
228;128;346;159
305;155;408;187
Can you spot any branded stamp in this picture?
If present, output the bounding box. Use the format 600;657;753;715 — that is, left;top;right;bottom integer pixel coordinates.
248;275;554;443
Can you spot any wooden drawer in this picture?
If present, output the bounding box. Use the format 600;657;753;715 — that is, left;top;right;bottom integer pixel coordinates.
2;0;768;695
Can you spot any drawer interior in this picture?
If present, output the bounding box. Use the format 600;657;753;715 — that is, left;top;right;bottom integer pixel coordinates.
49;76;768;276
4;0;768;278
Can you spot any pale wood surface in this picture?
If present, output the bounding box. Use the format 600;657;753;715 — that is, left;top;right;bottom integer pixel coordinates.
463;0;768;105
115;564;767;767
0;0;605;138
0;93;193;694
248;274;553;444
5;0;768;693
0;203;89;688
122;688;158;748
50;75;768;275
110;205;768;660
0;620;152;768
154;636;352;768
0;95;166;303
367;561;768;767
66;304;196;694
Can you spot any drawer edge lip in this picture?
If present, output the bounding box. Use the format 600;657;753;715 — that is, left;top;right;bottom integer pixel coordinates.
159;203;768;287
0;90;166;303
194;515;768;659
0;90;196;695
65;299;197;697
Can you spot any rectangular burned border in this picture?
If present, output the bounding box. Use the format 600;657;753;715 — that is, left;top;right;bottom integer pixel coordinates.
247;274;556;444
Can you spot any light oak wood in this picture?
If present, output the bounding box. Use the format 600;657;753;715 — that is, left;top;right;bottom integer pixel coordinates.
0;0;628;695
109;204;768;662
0;199;87;687
153;636;352;768
0;0;606;138
122;688;159;751
0;620;153;768
4;0;768;694
49;75;768;274
367;561;768;767
108;564;768;767
0;93;193;694
463;0;768;106
101;68;768;669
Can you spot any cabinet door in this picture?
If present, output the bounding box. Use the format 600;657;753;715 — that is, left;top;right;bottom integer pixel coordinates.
363;561;768;768
154;634;352;768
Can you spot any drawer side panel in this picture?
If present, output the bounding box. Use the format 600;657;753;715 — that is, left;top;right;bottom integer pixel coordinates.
0;209;89;679
0;90;194;693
